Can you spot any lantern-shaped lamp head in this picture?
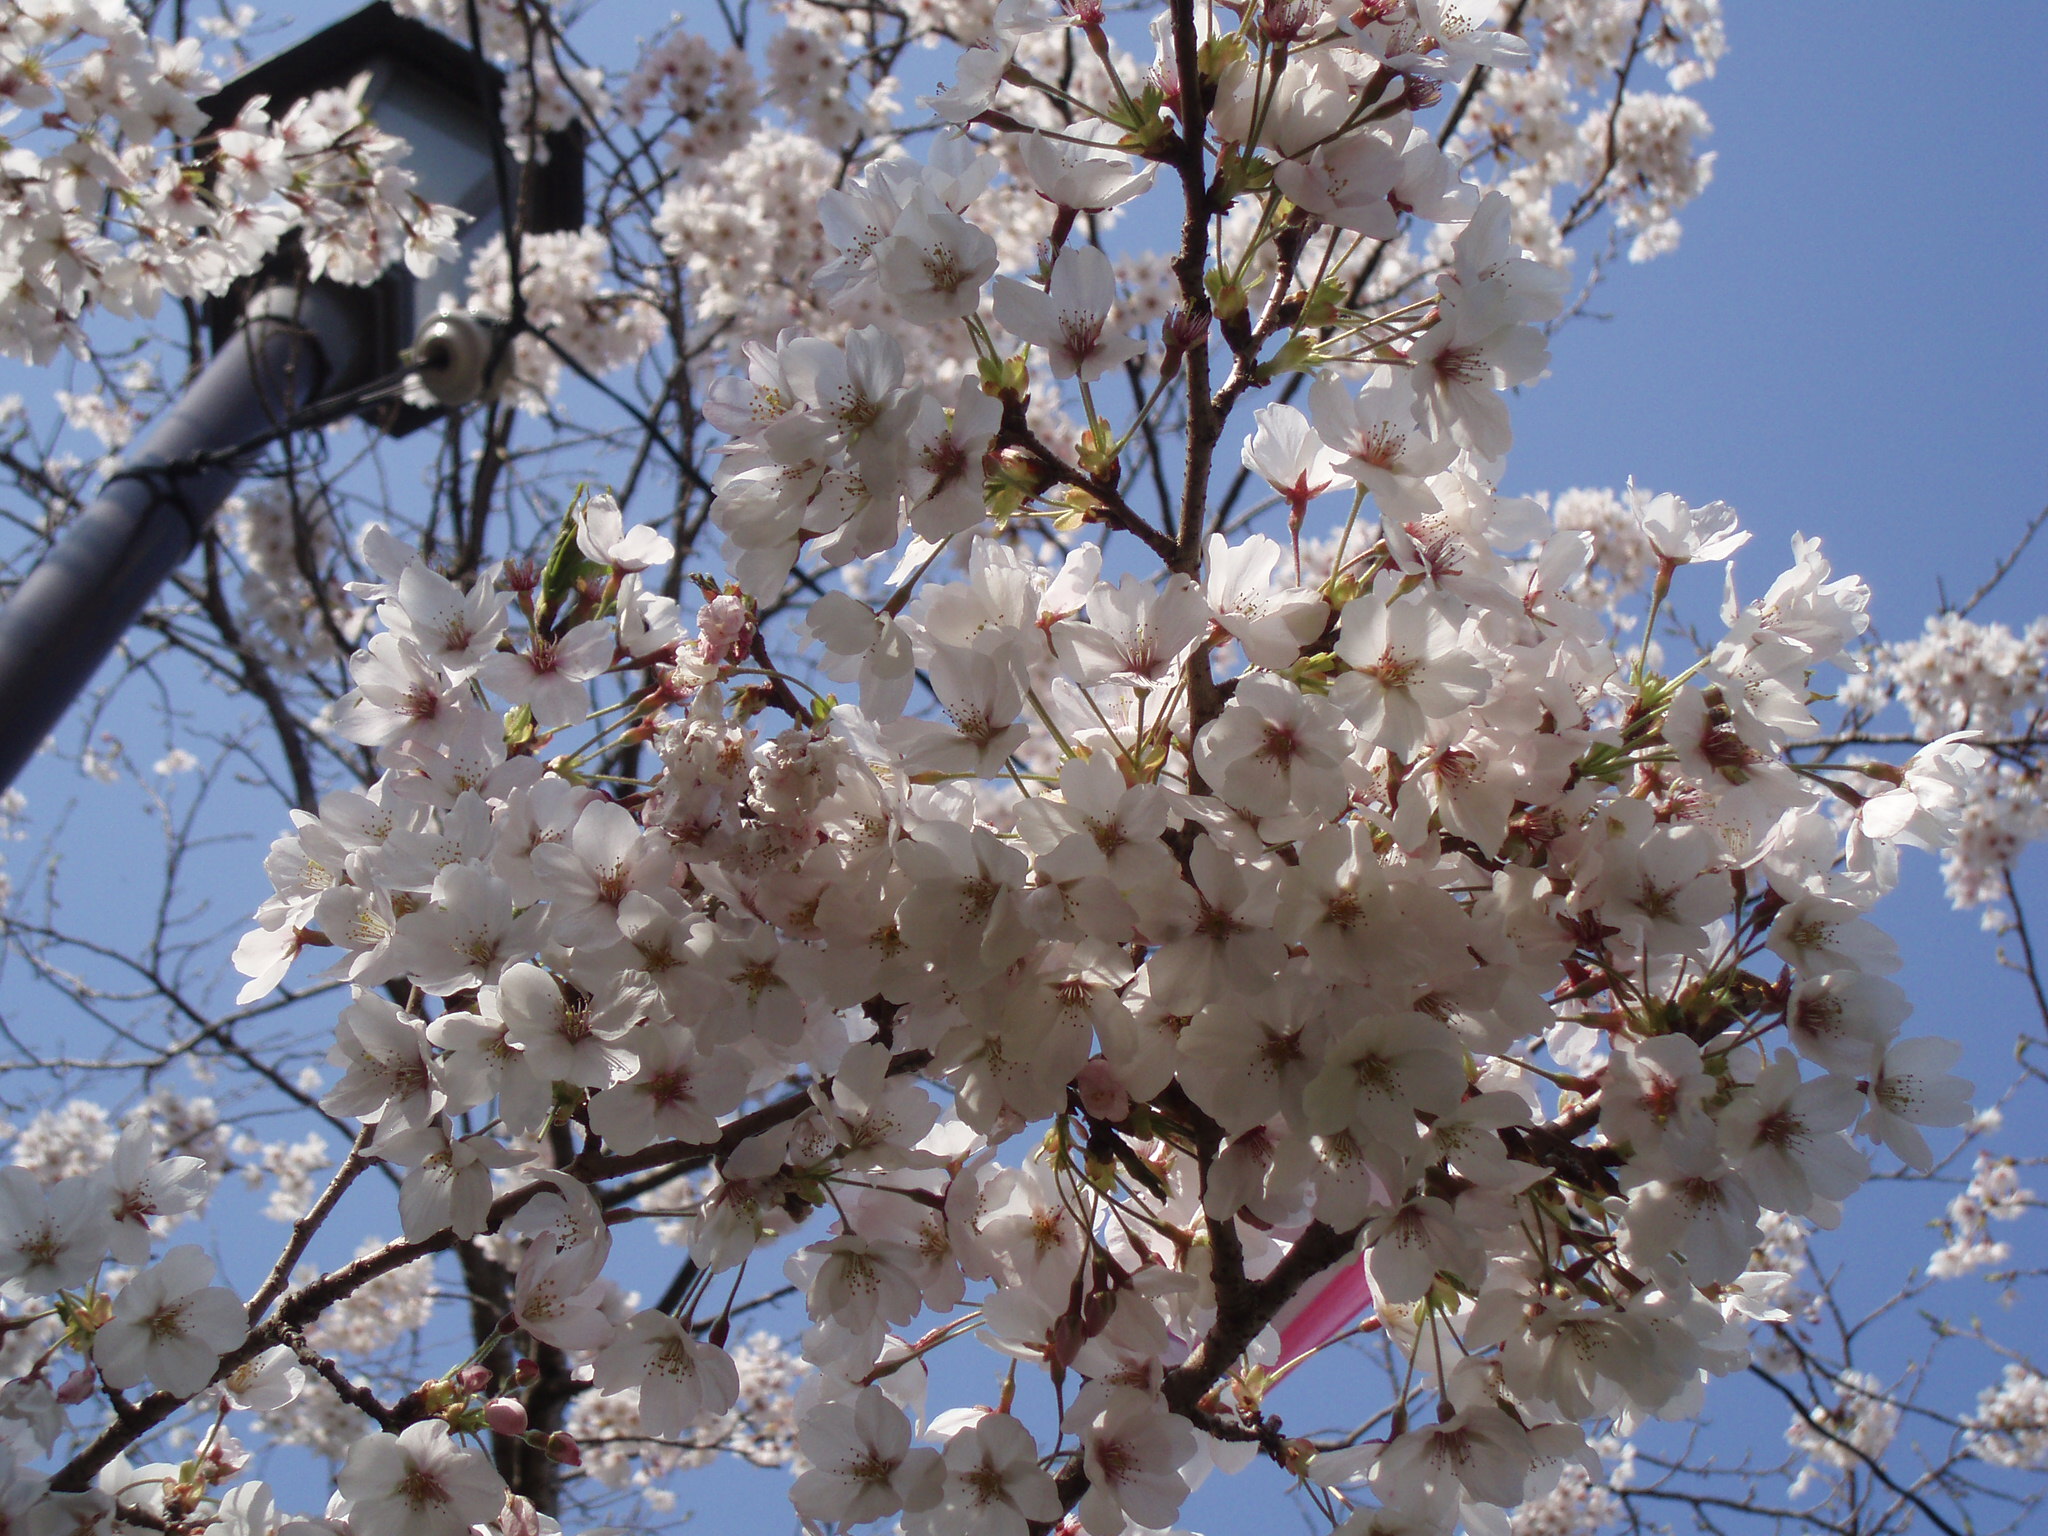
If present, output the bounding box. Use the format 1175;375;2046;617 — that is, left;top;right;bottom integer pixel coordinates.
200;1;582;426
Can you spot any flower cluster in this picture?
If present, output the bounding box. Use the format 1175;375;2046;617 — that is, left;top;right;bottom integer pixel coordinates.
1969;1365;2048;1472
192;17;1976;1536
1785;1367;1900;1497
1928;1151;2036;1279
1845;613;2048;922
12;2;2021;1535
0;1;459;364
460;229;666;412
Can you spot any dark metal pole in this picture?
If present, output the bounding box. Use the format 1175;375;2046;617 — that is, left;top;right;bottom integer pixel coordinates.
0;286;364;791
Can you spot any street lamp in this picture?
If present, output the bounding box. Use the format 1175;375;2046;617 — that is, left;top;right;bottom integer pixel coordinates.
0;2;583;791
198;2;584;427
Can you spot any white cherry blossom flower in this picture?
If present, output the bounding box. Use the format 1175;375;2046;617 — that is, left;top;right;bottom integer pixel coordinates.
1332;594;1491;757
587;1027;748;1152
1020;123;1155;213
1363;1194;1486;1302
905;1411;1059;1536
1621;1152;1762;1285
476;620;615;733
337;1421;506;1536
101;1123;207;1265
377;563;509;680
528;798;672;946
791;1386;944;1526
1768;896;1901;977
874;187;999;325
903;379;1000;541
1371;1403;1532;1514
1303;1014;1466;1146
1310;370;1458;521
992;245;1144;382
1630;483;1750;566
575;491;675;572
93;1245;247;1396
1861;1037;1973;1172
319;995;441;1131
221;1344;305;1414
495;962;643;1091
1069;1389;1196;1536
0;1169;112;1300
1718;1052;1869;1215
592;1310;740;1438
1194;674;1351;823
511;1242;616;1352
1206;531;1329;668
1054;573;1210;690
1787;972;1911;1076
807;590;917;722
374;1125;527;1243
390;864;547;995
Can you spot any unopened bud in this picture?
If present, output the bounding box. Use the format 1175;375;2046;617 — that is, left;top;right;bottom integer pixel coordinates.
1159;307;1208;381
484;1398;529;1437
543;1431;582;1467
455;1364;494;1395
1080;1287;1116;1337
514;1358;541;1386
1048;1312;1085;1371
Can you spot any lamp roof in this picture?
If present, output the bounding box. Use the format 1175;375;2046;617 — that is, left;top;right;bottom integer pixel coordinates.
201;3;496;128
199;1;582;236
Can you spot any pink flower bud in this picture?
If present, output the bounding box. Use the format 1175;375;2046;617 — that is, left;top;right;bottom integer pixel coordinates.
484;1398;528;1437
543;1431;581;1467
1159;307;1209;381
456;1365;494;1395
1048;1312;1085;1371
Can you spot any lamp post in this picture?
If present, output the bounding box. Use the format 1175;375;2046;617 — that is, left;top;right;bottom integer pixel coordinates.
0;2;581;791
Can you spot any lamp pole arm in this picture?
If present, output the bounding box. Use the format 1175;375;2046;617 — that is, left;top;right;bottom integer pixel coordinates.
0;285;366;792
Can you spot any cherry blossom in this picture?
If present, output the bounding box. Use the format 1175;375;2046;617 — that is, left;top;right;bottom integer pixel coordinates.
991;245;1144;382
336;1421;506;1536
92;1246;247;1397
16;4;2028;1535
592;1311;741;1437
790;1386;943;1526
